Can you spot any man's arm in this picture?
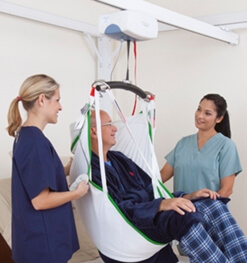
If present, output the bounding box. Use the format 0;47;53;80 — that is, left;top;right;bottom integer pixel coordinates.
158;198;196;215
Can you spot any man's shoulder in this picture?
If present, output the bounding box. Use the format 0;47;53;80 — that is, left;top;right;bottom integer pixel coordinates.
108;151;136;165
110;150;124;155
109;150;128;159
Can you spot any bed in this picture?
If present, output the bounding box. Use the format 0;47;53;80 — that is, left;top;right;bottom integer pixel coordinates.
0;174;188;263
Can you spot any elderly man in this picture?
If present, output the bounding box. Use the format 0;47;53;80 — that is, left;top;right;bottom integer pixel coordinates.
90;110;247;263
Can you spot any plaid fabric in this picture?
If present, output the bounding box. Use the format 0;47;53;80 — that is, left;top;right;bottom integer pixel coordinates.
180;223;229;262
180;199;247;262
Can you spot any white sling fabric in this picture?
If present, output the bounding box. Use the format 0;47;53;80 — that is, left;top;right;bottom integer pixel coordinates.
69;85;172;262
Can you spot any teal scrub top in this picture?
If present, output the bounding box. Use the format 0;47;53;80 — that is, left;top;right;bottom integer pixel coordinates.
165;133;242;193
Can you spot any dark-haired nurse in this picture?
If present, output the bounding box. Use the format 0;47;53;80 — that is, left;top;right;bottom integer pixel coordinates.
161;93;241;198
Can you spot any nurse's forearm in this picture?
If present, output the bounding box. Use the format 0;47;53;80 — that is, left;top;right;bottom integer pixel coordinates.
31;186;86;210
160;162;174;183
218;174;235;198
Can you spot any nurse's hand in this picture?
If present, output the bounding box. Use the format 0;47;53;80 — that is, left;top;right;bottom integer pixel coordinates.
75;180;89;198
159;198;196;215
183;188;220;201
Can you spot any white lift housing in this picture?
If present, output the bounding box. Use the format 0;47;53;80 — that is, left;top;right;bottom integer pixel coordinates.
98;10;158;41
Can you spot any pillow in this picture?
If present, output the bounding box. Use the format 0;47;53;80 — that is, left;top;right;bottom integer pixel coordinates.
0;178;12;248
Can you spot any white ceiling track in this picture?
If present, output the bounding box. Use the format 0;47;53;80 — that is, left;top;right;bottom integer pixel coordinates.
158;12;247;32
0;0;115;81
0;0;100;37
0;0;243;45
94;0;240;45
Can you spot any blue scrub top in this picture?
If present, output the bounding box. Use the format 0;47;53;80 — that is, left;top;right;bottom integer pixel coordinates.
165;133;242;193
11;126;79;263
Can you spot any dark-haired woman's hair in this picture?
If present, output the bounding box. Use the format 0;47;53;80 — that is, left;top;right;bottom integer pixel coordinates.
200;94;231;138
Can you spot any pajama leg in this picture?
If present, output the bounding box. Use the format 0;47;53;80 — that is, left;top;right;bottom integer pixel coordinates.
195;199;247;263
179;223;229;263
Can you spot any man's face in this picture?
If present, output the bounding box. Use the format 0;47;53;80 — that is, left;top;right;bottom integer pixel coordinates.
100;112;118;149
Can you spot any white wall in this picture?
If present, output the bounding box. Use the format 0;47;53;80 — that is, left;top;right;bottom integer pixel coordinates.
0;0;114;179
1;0;247;236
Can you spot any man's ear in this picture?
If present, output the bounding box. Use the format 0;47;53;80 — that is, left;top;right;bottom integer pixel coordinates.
90;127;97;138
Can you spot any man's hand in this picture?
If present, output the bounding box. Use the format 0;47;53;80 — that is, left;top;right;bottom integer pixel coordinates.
158;188;220;215
159;198;196;215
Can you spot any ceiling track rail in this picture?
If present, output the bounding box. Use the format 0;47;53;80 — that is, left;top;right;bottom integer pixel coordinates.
158;12;247;32
0;0;101;37
0;0;116;81
94;0;240;45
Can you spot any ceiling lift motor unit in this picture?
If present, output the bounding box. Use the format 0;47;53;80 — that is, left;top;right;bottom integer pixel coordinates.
98;10;158;41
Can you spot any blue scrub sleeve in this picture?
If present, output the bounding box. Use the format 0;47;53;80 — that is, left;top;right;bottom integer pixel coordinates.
219;139;242;178
165;148;175;168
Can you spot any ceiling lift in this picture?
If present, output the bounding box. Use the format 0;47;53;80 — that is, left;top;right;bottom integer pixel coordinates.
94;0;240;45
0;0;246;81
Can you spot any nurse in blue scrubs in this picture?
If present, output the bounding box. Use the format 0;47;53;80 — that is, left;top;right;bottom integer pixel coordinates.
160;93;241;198
7;74;89;263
